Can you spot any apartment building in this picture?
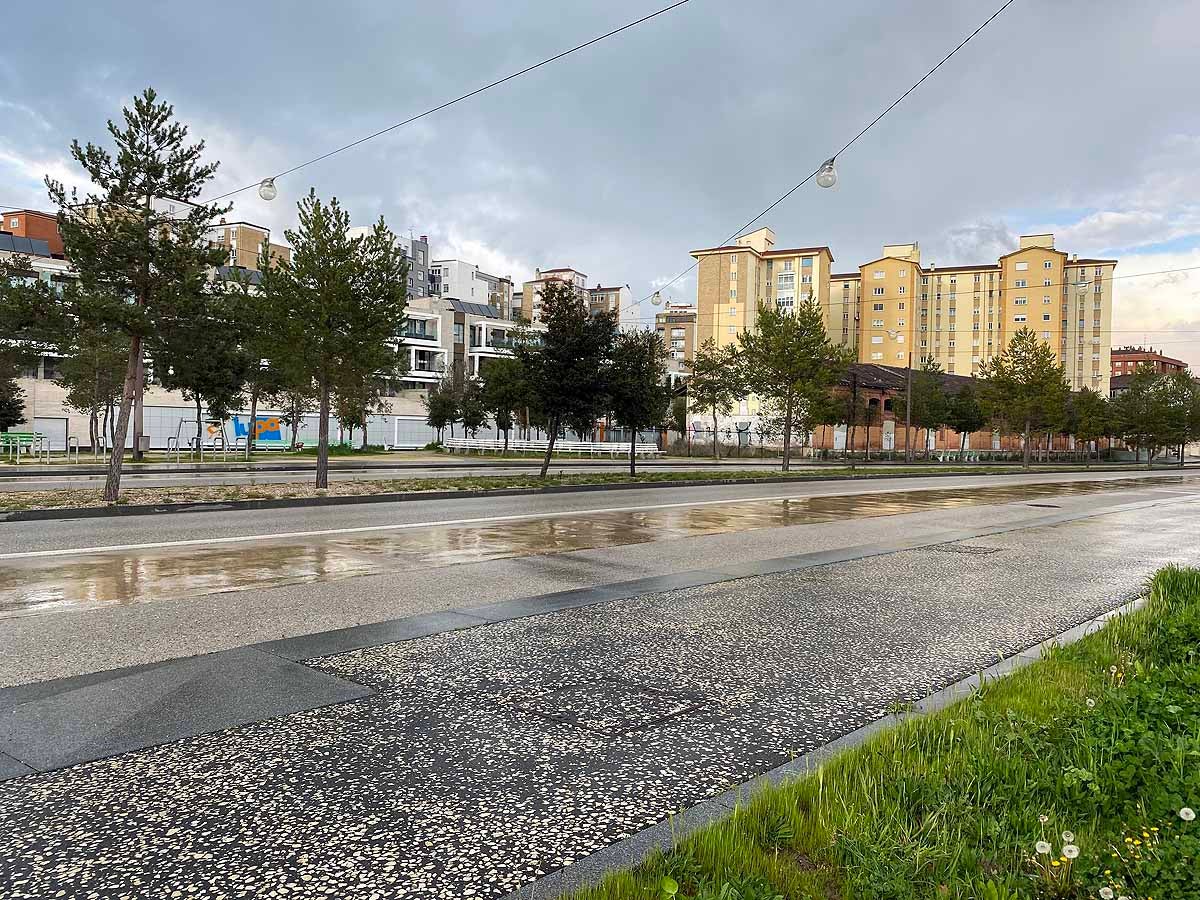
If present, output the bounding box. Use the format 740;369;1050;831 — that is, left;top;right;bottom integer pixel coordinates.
588;284;630;318
2;209;64;256
691;227;835;350
207;220;291;270
654;303;697;376
1111;346;1188;377
429;259;515;318
520;267;588;321
692;228;1116;395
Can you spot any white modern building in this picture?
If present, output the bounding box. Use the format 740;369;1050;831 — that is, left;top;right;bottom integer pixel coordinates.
429;258;515;319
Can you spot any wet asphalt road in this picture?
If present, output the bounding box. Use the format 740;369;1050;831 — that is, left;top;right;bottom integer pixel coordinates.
1;468;1198;687
2;490;1198;899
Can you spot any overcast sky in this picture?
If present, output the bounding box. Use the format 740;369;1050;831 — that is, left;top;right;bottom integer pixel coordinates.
3;0;1199;364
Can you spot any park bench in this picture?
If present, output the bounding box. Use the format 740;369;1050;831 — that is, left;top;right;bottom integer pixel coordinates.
0;431;49;463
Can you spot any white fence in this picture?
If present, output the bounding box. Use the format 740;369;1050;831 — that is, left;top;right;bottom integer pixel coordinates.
443;437;663;457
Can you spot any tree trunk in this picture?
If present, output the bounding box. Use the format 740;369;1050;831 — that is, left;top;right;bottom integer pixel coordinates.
290;414;300;451
89;410;99;458
865;423;871;461
317;376;331;489
711;411;719;461
133;353;144;462
362;423;369;451
960;430;967;461
539;414;559;477
246;384;260;460
629;430;637;476
195;397;203;451
1022;419;1031;469
503;427;509;452
102;336;141;502
782;394;794;472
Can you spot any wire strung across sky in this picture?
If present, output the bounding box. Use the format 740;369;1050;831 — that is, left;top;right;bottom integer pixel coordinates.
623;0;1019;319
201;0;691;205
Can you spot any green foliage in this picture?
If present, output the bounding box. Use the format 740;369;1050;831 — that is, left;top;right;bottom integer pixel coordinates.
480;357;527;446
1112;367;1200;466
685;338;741;460
459;377;488;438
946;381;986;448
670;396;688;435
978;328;1070;467
423;373;460;442
568;566;1200;900
273;194;409;487
513;280;616;475
55;322;130;448
44;87;231;498
896;358;950;454
738;298;852;470
0;370;25;431
609;330;672;473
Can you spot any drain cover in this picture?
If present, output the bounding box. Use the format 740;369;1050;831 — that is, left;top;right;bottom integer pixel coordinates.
514;677;709;736
929;543;1002;555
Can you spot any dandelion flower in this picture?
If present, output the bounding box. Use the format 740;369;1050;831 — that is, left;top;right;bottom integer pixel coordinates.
1035;840;1052;855
1051;860;1061;867
1180;807;1196;822
1038;814;1049;824
1062;831;1075;843
1109;665;1117;673
1063;844;1080;859
1100;888;1115;900
1086;698;1096;708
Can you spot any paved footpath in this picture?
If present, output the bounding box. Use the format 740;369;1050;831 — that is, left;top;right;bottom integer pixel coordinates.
1;494;1198;899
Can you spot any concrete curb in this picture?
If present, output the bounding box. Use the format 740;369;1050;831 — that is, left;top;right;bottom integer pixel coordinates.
0;465;1177;522
499;595;1149;899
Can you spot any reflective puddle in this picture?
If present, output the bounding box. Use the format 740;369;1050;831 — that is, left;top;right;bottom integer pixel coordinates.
2;475;1195;617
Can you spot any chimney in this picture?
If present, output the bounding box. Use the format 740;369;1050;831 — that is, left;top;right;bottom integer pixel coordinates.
1071;253;1077;262
419;235;427;243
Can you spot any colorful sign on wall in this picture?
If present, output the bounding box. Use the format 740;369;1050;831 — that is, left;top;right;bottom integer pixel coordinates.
232;416;284;440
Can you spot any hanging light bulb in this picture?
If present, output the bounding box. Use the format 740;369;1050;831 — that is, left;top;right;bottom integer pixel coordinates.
815;157;838;189
258;178;278;201
650;291;664;306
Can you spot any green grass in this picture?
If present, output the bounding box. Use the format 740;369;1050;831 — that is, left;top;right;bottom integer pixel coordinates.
569;566;1200;900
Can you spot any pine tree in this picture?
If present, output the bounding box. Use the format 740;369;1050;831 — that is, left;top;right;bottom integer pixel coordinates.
738;298;851;471
608;329;672;475
513;280;616;476
978;328;1069;468
273;195;408;487
46;88;229;500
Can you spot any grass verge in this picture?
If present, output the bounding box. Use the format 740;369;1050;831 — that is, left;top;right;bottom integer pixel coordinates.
569;566;1200;900
0;465;1164;512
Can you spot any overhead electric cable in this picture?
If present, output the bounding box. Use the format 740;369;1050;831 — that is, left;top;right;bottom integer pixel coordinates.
203;0;691;204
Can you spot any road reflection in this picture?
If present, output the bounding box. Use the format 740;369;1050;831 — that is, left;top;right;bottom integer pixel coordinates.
1;475;1193;618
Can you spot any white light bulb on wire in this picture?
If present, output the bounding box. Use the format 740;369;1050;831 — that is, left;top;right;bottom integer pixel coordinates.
815;158;838;189
258;178;278;201
650;291;663;306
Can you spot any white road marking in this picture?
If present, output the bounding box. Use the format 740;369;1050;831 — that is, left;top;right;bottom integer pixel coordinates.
3;474;1197;562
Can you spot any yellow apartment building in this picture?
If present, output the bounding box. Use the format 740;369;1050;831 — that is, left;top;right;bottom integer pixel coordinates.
691;229;1115;394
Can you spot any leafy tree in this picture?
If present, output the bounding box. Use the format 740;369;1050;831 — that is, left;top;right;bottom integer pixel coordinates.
423;373;459;444
684;338;740;460
46;87;229;500
513;280;616;476
896;359;950;458
608;329;672;475
273;195;408;487
1162;371;1200;467
274;381;319;450
459;378;488;438
945;381;986;459
223;247;291;457
1068;387;1111;467
738;298;851;471
862;397;883;460
0;373;24;432
156;289;250;450
977;329;1069;468
55;324;129;451
480;357;525;450
669;395;688;437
